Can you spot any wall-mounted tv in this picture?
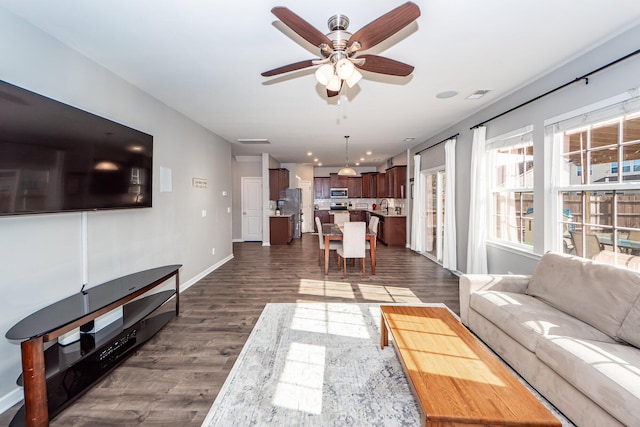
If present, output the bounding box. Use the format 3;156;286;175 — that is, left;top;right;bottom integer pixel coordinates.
0;80;153;216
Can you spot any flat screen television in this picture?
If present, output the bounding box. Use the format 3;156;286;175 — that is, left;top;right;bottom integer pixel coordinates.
0;80;153;216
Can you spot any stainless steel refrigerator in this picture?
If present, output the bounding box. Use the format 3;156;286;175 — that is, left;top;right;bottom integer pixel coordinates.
279;188;302;239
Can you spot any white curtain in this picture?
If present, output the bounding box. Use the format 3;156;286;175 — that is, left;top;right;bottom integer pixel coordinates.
467;127;488;274
411;154;426;252
443;138;457;270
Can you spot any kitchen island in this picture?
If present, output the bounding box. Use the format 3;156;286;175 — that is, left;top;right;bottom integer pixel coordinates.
314;209;406;246
269;214;294;245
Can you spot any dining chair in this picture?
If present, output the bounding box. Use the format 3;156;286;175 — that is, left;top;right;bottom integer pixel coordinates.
333;211;350;226
336;221;366;278
570;230;603;259
365;216;379;274
316;217;341;266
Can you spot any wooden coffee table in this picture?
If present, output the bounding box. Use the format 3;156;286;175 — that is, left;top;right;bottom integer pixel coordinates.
380;305;561;427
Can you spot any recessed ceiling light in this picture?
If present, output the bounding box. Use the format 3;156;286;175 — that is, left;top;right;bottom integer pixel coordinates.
360;157;365;161
307;151;313;156
355;162;360;166
314;158;318;162
404;137;416;142
436;90;458;99
318;162;323;166
467;89;491;99
366;150;372;155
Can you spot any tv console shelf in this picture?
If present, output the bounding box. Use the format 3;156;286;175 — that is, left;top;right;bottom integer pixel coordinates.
5;264;182;427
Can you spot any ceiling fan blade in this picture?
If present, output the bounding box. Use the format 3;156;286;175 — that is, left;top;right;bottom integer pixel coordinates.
271;7;332;48
261;59;316;77
356;54;414;76
348;2;420;51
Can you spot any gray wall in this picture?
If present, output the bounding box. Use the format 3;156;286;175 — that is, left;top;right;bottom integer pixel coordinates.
0;8;233;406
412;25;640;274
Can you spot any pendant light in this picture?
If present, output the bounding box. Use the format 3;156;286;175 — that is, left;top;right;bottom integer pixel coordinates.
338;135;359;176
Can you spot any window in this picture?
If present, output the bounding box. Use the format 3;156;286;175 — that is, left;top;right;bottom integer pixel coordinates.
487;126;534;247
549;94;640;270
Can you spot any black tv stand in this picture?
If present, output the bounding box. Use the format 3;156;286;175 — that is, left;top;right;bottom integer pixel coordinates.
5;264;182;427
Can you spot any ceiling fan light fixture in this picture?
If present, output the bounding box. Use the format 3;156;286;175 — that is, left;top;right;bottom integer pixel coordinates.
315;63;334;85
326;74;342;91
345;68;362;88
336;57;355;79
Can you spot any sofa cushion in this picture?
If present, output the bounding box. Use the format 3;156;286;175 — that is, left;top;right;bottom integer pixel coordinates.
470;291;615;352
619;295;640;348
526;252;640;339
536;336;640;427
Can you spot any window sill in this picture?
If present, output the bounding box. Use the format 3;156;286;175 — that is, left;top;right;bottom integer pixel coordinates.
486;240;540;261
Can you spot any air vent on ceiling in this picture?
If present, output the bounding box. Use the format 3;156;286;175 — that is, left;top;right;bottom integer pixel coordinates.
237;138;270;144
467;89;491;100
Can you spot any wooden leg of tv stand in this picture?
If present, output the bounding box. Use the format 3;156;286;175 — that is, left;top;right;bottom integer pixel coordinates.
21;337;48;426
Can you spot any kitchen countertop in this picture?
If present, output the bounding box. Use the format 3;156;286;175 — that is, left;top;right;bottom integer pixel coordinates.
315;208;406;218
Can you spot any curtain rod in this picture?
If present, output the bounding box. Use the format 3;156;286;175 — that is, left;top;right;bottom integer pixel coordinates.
415;133;459;155
470;48;640;130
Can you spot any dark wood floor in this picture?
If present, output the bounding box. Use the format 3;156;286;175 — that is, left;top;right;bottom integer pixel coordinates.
0;233;459;426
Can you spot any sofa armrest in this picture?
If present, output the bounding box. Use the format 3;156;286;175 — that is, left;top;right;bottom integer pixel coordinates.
459;274;531;326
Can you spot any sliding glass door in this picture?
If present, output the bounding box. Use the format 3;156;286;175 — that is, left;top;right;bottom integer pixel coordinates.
424;168;446;263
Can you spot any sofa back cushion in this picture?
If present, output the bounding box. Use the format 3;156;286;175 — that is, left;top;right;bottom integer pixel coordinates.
619;296;640;347
526;252;640;339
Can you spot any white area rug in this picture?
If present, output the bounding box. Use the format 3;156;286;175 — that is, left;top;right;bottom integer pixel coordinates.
202;303;422;426
201;303;572;427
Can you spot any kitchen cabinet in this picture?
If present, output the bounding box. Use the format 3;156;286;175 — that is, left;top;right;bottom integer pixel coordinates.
314;210;330;231
361;173;377;198
329;173;348;189
314;177;330;199
371;213;406;246
349;210;366;222
376;173;387;198
269;168;289;201
270;215;293;244
386;166;407;198
347;176;362;198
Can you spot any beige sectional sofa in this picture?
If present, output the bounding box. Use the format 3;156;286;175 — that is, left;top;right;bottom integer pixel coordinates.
459;251;640;427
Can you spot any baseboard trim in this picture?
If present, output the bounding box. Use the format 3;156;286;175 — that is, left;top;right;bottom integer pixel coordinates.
181;254;234;292
0;387;23;417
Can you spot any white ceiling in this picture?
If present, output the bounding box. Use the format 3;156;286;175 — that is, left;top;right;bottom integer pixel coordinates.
3;1;640;167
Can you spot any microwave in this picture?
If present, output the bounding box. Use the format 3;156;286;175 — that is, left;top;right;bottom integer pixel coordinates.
330;188;348;198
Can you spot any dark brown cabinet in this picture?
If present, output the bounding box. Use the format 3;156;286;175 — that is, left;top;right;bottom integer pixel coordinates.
270;215;293;244
329;173;348;189
361;173;377;198
269;168;289;201
347;176;362;198
349;210;366;222
314;210;330;231
314;177;330;199
376;173;387;198
385;166;407;198
372;213;406;246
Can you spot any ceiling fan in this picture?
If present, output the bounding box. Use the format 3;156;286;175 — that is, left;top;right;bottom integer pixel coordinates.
261;2;421;97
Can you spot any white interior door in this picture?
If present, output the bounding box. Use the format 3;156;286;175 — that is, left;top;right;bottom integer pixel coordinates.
299;180;313;233
242;177;263;241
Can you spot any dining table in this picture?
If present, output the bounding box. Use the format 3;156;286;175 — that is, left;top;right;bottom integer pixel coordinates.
322;222;377;275
596;234;640;254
